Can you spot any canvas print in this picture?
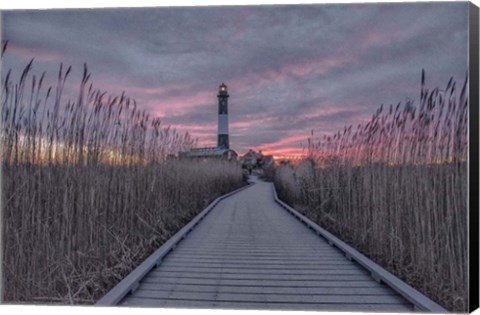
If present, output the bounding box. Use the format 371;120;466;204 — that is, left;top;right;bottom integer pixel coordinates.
0;1;478;313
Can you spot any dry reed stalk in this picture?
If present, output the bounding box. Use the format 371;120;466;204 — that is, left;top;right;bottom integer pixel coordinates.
1;52;244;303
275;71;468;312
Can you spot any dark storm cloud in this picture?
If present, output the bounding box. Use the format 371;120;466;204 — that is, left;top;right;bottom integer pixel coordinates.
1;2;469;156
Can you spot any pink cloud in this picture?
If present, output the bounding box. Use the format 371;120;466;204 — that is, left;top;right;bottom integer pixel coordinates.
254;134;309;151
121;82;192;98
143;89;215;118
93;82;215;119
230;55;354;93
258;147;306;160
169;123;217;147
7;43;65;62
230;121;254;130
236;145;305;160
169;123;216;132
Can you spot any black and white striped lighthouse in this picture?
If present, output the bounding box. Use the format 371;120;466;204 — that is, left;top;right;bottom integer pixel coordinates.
217;83;229;149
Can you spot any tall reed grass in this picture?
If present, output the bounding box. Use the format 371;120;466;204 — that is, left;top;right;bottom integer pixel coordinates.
1;47;244;303
275;71;468;311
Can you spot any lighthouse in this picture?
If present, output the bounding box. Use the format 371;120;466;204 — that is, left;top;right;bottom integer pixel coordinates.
217;83;229;149
180;83;237;160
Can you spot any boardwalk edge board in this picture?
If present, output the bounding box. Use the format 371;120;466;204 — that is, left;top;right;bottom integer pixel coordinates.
96;182;253;306
271;183;448;313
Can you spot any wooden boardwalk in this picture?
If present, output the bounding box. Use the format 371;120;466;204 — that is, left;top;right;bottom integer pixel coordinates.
111;177;421;311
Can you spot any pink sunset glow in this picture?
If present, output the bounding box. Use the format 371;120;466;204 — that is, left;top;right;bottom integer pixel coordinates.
1;3;468;159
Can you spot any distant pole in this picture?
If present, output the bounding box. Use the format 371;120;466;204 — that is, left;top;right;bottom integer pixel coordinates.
217;83;229;149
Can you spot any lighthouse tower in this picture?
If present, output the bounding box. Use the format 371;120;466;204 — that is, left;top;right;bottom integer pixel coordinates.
217;83;229;149
180;83;237;160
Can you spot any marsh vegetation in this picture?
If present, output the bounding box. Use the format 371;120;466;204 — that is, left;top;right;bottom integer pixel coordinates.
1;45;244;303
275;72;468;312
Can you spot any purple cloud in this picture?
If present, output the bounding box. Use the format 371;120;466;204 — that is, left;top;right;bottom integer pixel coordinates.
1;3;469;157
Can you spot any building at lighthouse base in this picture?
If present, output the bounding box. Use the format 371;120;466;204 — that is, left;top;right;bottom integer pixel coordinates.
180;146;237;160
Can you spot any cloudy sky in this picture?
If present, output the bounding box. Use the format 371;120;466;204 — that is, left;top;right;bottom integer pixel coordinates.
1;2;469;158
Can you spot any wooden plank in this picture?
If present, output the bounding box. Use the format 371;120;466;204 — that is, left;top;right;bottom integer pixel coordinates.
146;272;371;281
162;254;348;261
150;267;366;275
179;238;325;243
170;247;341;253
159;261;354;268
178;246;328;250
130;289;408;304
181;238;321;243
121;296;412;311
140;277;381;287
170;249;337;255
162;257;349;264
167;252;346;259
167;251;345;257
138;282;396;295
177;245;328;250
156;263;357;271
